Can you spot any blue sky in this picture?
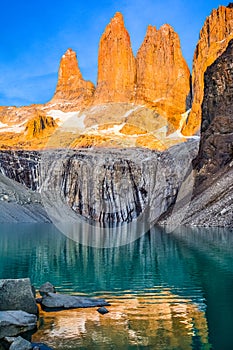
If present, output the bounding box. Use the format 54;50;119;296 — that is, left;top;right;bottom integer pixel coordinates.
0;0;229;106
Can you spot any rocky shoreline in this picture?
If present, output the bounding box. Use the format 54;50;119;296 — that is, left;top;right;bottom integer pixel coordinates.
0;279;110;350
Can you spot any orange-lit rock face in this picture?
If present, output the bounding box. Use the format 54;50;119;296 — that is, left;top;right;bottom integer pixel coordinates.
0;12;195;150
51;48;95;108
136;24;191;129
94;12;136;104
182;4;233;136
25;110;57;139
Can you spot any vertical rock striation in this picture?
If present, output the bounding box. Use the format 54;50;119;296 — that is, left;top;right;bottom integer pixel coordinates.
182;4;233;136
94;12;136;104
0;151;40;191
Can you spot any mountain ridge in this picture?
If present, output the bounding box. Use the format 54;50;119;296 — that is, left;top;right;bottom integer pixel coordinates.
0;4;232;150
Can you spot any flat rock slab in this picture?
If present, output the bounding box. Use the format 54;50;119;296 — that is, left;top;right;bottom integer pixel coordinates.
0;310;37;339
40;293;110;311
0;279;38;315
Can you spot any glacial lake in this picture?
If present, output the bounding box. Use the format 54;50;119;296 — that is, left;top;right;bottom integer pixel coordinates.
0;224;233;350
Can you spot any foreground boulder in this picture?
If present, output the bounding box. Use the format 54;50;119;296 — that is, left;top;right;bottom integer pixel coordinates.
39;292;110;311
2;337;53;350
0;311;37;339
0;279;38;315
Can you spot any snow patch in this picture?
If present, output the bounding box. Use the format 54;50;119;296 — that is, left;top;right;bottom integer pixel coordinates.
153;98;166;103
88;105;108;113
0;120;26;133
123;106;141;118
0;122;8;128
168;109;200;141
48;110;81;127
167;109;189;139
99;123;126;135
155;126;168;135
168;109;191;139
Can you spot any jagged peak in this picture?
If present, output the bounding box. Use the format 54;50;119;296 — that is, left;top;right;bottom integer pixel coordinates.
159;23;175;34
198;4;233;44
102;11;129;39
206;3;233;21
111;11;124;24
63;48;76;56
58;48;82;80
61;48;78;62
145;25;157;36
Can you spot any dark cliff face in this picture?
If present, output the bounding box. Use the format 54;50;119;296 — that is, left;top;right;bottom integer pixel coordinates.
40;146;196;226
0;143;197;226
0;151;40;191
61;154;148;223
193;39;233;189
159;40;233;227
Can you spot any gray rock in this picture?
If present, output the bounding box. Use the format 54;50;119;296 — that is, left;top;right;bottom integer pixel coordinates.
35;298;42;304
0;279;38;315
32;344;54;350
0;150;40;191
4;336;16;344
97;307;109;315
0;311;37;339
0;141;198;229
40;144;198;232
41;292;110;310
9;336;32;350
194;39;233;190
39;282;56;296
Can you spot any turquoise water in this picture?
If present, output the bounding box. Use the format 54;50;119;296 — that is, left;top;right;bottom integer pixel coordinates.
0;224;233;349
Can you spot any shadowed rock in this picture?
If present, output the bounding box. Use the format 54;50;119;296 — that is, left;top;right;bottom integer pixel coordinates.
40;292;110;311
0;311;37;338
193;38;233;189
161;39;233;227
97;306;109;315
31;343;54;350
